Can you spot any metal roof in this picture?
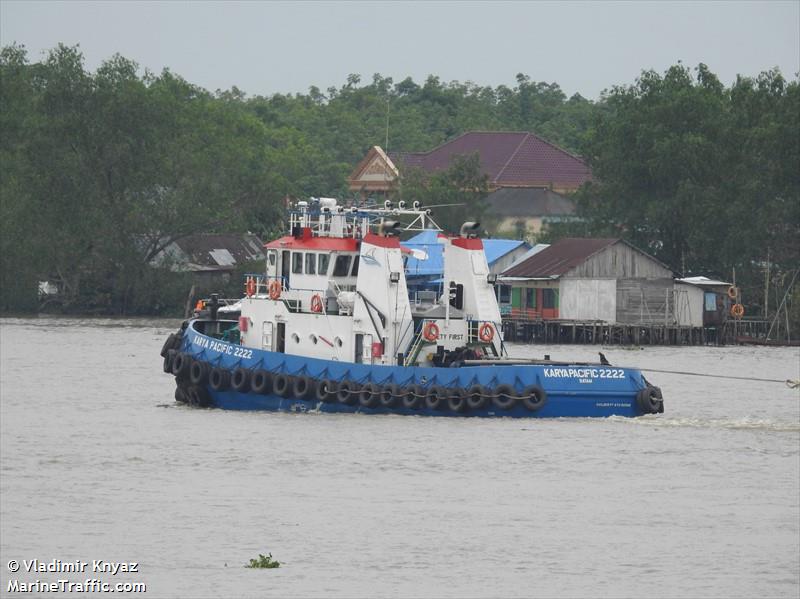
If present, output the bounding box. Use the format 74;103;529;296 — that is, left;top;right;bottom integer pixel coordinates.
403;231;528;278
501;237;620;278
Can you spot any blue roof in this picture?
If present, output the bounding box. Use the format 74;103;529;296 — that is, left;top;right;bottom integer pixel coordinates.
403;231;529;278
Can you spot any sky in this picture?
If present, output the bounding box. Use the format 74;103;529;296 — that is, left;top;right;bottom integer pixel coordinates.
1;0;798;100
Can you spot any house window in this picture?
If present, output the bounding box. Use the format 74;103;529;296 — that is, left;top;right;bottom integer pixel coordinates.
292;252;303;274
497;285;511;304
351;256;360;276
333;255;351;276
305;253;316;275
318;254;330;275
526;288;536;309
543;288;559;309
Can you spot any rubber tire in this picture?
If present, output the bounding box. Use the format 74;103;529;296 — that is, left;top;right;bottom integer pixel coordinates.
209;367;230;391
425;385;448;411
466;384;489;410
637;387;662;414
189;360;211;385
231;367;251;393
447;388;469;413
492;384;517;410
273;373;292;398
521;385;547;411
161;333;177;357
379;384;401;408
402;384;425;410
171;352;192;380
315;379;338;402
337;381;359;405
292;375;315;400
359;383;381;408
163;349;177;373
251;369;273;395
174;385;188;403
188;385;212;408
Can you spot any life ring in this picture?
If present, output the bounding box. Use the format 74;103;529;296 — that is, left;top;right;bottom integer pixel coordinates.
727;286;738;300
310;294;323;313
423;321;440;342
479;322;495;343
269;279;282;300
245;277;256;297
730;303;745;318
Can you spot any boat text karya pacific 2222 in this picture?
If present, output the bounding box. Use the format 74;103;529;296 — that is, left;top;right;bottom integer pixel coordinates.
160;198;664;418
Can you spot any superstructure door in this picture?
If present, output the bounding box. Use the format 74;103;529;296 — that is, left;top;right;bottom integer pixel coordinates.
281;251;291;287
262;321;274;351
276;322;286;353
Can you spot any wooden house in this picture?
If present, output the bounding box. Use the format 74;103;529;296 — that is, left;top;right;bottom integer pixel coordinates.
499;238;675;324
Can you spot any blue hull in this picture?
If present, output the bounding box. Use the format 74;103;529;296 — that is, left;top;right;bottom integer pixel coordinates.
167;321;661;418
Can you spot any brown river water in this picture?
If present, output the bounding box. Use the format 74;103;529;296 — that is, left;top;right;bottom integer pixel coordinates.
1;316;798;598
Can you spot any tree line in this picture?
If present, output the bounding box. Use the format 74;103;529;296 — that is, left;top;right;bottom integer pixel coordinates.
0;43;797;322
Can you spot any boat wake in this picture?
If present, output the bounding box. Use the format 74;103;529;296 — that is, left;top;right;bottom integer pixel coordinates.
610;415;800;433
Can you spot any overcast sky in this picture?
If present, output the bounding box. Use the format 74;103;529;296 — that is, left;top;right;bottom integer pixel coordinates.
2;0;798;100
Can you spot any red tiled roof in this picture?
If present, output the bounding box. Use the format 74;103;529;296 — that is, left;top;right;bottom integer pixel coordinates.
501;238;619;278
391;131;591;189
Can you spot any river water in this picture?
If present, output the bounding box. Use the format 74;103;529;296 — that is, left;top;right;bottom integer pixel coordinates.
1;317;798;598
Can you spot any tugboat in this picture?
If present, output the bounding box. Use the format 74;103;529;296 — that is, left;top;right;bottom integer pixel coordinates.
160;198;664;417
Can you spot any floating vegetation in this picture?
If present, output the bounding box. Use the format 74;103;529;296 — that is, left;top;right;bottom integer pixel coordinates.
245;553;281;569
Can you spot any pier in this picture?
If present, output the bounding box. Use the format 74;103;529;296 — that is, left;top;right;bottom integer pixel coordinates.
501;318;773;346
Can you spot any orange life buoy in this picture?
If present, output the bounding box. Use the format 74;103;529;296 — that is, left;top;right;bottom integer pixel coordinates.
730;303;745;318
268;279;282;300
423;321;439;342
479;322;495;343
245;277;256;297
727;286;738;300
310;294;323;313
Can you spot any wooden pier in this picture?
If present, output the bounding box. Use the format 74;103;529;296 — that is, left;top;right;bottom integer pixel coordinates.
500;318;772;346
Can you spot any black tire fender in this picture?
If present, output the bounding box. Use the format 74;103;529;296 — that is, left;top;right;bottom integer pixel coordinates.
189;360;211;385
466;384;490;410
447;388;469;413
209;367;231;391
315;379;338;402
171;352;192;380
163;349;177;374
402;384;425;409
292;375;314;399
637;387;662;414
231;367;251;393
379;384;401;408
251;369;273;395
425;385;448;411
521;385;547;411
492;384;517;410
359;383;381;408
337;381;359;405
273;373;292;398
160;333;177;358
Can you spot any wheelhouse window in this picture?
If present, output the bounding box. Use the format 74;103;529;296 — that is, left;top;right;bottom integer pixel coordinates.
318;254;330;276
267;251;277;267
292;252;303;274
305;253;316;275
333;255;352;276
351;256;360;276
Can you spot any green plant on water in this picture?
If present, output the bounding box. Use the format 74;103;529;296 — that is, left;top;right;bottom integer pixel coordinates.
245;553;280;569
